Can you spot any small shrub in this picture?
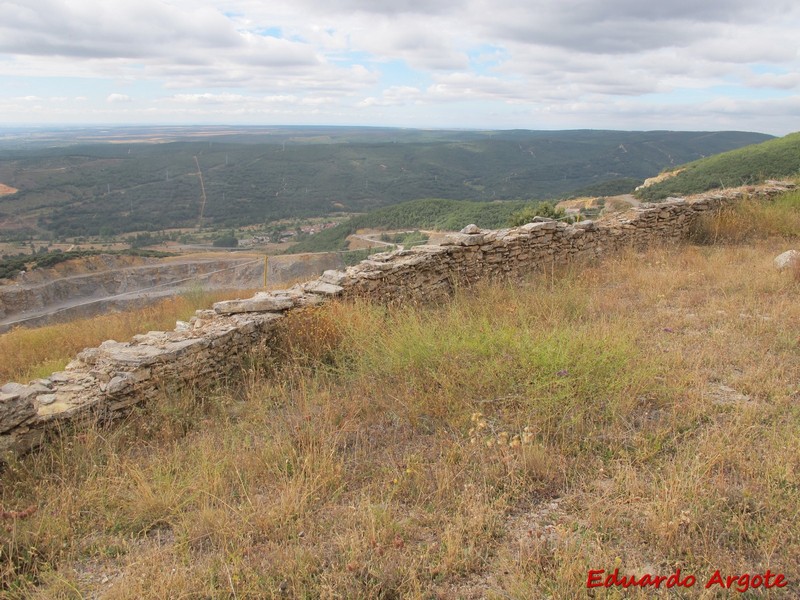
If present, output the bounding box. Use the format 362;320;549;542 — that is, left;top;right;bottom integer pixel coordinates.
212;231;239;248
507;202;567;227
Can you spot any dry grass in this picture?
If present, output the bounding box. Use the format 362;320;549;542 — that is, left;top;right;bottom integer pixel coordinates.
690;189;800;244
1;197;799;598
0;288;257;383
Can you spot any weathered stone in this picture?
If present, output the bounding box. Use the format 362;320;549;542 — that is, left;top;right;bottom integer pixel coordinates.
574;220;597;231
565;228;585;238
106;374;135;395
302;280;344;296
49;372;73;384
214;292;295;315
319;269;348;285
0;391;36;433
1;383;28;397
75;347;101;366
774;249;800;271
517;223;544;235
460;224;481;234
442;233;485;246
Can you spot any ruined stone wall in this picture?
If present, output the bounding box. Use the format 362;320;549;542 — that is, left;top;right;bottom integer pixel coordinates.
0;182;794;457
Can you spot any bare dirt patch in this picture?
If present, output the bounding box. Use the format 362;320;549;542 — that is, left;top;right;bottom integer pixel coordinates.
0;183;19;196
556;196;602;212
637;168;685;189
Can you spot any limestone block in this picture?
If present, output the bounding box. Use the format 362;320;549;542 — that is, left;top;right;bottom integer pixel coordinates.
319;269;348;286
37;394;57;406
302;280;345;296
519;222;549;234
49;372;73;384
214;292;296;315
442;233;485;246
0;385;37;433
76;347;101;366
774;250;800;271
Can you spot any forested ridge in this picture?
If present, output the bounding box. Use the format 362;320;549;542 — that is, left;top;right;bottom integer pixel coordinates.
0;128;770;239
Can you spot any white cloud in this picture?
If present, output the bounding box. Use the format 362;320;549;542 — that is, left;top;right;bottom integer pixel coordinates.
0;0;798;132
358;86;423;107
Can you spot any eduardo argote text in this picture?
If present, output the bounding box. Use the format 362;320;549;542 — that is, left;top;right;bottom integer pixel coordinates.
587;568;788;593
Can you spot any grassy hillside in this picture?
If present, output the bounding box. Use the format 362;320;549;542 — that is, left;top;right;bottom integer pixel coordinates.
288;198;564;253
1;196;798;596
637;131;800;200
0;129;770;239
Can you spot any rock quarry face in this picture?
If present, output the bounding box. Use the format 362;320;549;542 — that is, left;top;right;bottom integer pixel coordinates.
266;253;345;285
0;256;260;321
0;181;795;458
0;252;345;331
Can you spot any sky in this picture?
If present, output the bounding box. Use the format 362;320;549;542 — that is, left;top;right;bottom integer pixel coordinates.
1;0;799;134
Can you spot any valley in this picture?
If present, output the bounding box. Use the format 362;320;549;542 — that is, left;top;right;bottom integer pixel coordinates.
1;126;795;334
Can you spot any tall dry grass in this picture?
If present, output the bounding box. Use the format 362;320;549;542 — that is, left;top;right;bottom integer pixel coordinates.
689;189;800;244
1;235;798;598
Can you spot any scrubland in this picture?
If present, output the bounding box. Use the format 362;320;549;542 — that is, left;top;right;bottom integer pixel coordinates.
0;193;799;598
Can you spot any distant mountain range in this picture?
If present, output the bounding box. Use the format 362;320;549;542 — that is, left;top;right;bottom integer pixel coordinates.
0;127;772;239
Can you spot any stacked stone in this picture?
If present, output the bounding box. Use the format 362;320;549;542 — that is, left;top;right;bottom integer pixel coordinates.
1;181;795;458
0;286;342;456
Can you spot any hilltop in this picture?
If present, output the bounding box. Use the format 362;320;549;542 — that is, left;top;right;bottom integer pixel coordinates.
637;131;800;200
1;187;798;596
1;127;798;597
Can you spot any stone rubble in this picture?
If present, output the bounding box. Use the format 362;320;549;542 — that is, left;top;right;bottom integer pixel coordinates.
0;181;795;457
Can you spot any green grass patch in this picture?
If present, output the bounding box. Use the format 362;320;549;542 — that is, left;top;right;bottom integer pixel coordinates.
638;131;800;200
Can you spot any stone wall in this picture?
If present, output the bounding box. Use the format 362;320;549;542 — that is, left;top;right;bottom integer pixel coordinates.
0;182;794;457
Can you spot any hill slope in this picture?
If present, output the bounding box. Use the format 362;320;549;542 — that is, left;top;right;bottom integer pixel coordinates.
3;233;798;596
637;131;800;200
0;128;770;239
287;197;563;253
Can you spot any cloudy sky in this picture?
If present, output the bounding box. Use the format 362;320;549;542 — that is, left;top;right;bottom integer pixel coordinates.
1;0;799;134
